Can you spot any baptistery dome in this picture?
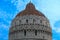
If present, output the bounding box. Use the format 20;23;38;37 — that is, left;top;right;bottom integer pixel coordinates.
9;2;52;40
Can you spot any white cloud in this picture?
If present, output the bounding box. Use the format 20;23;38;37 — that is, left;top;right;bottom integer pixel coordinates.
0;10;12;30
0;23;9;30
52;26;60;33
51;20;60;33
55;27;60;33
0;10;13;22
10;0;29;12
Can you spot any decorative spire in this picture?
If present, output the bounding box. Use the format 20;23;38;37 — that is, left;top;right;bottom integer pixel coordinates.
26;0;35;10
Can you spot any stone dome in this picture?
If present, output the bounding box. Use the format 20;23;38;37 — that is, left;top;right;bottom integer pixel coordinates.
16;2;45;17
9;2;52;40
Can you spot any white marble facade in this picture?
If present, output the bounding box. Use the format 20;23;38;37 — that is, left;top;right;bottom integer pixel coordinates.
9;2;52;40
9;15;52;40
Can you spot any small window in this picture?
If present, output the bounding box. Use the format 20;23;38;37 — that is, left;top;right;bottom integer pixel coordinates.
19;20;21;23
35;30;37;35
26;19;28;23
24;30;26;36
33;19;36;24
46;22;47;25
43;36;45;39
40;20;42;23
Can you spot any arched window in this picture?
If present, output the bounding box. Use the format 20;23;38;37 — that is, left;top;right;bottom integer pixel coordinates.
26;19;28;23
19;20;21;23
24;30;26;36
40;20;42;23
46;22;47;25
43;36;45;39
35;30;37;35
33;19;36;23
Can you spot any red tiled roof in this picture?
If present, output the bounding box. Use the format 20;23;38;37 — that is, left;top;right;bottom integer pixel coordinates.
16;2;45;17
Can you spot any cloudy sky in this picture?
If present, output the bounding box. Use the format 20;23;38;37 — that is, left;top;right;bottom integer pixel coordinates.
0;0;60;40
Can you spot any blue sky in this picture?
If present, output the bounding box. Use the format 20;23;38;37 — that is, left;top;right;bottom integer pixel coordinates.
0;0;60;40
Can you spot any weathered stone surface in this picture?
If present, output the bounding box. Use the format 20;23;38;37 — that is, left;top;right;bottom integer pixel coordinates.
9;2;52;40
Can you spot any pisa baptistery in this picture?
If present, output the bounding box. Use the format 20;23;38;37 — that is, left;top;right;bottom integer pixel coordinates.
9;2;52;40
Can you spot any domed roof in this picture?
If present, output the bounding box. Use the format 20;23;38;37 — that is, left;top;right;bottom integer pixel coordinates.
26;2;35;10
16;2;45;17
